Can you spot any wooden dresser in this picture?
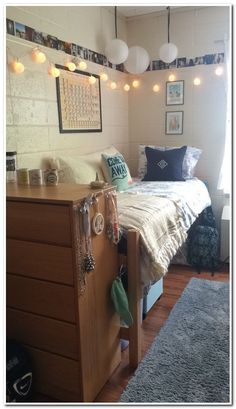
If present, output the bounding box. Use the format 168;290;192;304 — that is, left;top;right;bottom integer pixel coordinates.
6;184;121;402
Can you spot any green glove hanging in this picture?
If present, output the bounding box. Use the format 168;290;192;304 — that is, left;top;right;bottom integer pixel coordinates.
111;277;133;327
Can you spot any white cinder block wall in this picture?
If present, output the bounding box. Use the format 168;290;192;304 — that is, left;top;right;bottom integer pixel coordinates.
6;6;230;226
126;6;230;227
6;6;130;168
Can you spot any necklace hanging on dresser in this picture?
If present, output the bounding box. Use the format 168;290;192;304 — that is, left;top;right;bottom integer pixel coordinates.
73;195;96;295
92;195;104;235
105;191;121;245
82;201;96;272
73;204;87;294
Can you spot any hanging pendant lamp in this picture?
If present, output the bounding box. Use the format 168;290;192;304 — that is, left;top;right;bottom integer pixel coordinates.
105;6;129;65
159;7;178;64
124;46;150;75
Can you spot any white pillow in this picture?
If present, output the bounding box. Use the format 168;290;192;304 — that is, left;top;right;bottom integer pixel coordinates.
138;145;202;180
52;155;103;184
50;146;132;184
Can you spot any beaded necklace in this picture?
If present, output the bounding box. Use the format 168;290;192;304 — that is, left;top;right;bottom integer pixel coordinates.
73;195;96;295
105;191;121;245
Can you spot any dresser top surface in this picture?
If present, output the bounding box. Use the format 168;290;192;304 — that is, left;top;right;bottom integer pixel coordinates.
6;183;113;204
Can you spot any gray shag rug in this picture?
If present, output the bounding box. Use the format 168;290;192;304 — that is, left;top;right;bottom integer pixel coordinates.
120;278;229;403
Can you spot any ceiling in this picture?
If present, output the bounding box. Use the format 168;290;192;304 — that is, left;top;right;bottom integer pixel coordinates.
117;6;178;18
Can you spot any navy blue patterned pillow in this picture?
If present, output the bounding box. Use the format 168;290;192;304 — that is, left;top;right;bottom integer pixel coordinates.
143;146;187;181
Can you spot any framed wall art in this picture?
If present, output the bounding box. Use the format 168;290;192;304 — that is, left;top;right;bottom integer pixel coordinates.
55;64;102;133
165;111;183;135
166;80;184;106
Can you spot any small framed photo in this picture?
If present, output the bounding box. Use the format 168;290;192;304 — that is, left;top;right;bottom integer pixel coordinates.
6;19;15;36
15;22;26;39
166;80;184;105
166;111;183;135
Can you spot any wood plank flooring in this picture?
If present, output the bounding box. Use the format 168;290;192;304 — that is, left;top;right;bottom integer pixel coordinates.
31;264;229;403
95;264;229;403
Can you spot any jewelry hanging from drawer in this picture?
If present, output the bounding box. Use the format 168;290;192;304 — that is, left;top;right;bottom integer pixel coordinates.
73;204;86;294
73;195;96;295
92;194;104;235
105;191;121;245
82;199;96;273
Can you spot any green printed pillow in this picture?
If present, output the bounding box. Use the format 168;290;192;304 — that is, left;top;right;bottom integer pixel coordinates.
101;153;129;191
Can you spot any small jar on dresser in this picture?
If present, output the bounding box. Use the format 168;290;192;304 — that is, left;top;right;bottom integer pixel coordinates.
6;183;121;402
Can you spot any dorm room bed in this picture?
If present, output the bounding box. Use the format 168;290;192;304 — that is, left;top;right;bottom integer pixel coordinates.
116;178;211;367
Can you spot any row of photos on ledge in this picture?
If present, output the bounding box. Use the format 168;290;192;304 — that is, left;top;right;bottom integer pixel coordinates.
6;18;224;72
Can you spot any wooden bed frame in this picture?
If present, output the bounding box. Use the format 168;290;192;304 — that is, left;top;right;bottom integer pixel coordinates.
119;229;142;368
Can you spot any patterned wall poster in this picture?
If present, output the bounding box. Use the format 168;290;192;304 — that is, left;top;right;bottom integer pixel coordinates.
55;65;102;133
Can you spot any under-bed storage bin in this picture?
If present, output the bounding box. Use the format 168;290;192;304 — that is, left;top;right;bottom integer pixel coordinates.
143;278;163;317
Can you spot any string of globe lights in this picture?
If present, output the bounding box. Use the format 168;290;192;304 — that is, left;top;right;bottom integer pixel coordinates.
6;39;132;91
6;38;129;90
7;4;224;93
6;43;224;93
7;43;89;78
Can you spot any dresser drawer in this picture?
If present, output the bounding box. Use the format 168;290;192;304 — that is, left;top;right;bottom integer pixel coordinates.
6;202;72;245
7;275;76;323
7;239;74;285
7;308;78;359
25;347;81;401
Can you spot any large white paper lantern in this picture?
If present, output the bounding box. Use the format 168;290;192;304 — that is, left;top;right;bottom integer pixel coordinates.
105;39;129;65
124;46;150;74
159;43;178;64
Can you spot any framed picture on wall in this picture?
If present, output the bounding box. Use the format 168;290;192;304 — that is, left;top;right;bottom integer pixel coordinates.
166;80;184;105
165;111;183;135
55;64;102;133
6;19;15;36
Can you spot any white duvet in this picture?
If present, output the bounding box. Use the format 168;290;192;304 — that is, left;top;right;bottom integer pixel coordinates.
117;178;211;288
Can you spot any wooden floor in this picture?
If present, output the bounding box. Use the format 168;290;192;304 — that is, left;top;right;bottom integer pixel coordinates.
95;264;229;403
32;264;229;403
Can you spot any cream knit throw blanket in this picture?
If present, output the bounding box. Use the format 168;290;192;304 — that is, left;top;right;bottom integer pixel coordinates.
117;193;187;288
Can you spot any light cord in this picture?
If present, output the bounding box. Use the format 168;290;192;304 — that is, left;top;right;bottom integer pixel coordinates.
115;6;118;38
167;6;170;44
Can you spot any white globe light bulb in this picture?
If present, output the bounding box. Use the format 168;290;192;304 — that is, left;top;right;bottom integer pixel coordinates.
31;48;46;64
153;84;160;92
193;77;201;86
79;61;87;70
89;75;96;85
10;61;25;74
100;73;108;82
66;61;76;71
124;84;130;91
159;43;178;64
132;80;140;88
105;38;129;65
48;65;60;78
124;46;150;75
215;66;223;76
168;74;176;82
110;81;117;90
